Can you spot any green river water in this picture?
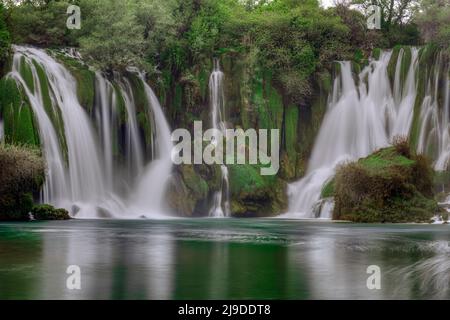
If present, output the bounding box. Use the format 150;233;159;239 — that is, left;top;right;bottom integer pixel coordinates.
0;219;449;299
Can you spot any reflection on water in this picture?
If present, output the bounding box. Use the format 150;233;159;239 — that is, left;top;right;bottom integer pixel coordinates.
0;219;449;299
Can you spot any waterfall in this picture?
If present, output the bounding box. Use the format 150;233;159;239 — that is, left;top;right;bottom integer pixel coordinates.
417;52;450;171
0;119;4;141
116;76;145;181
95;73;116;189
287;48;420;218
208;59;231;217
130;72;173;218
7;46;173;218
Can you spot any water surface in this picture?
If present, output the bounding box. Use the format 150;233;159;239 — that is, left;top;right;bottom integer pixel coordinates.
0;219;449;299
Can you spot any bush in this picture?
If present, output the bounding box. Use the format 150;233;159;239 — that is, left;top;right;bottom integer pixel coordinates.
392;135;411;158
31;204;70;220
0;143;45;195
0;143;45;220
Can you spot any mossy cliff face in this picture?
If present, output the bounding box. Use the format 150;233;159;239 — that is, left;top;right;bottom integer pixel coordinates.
151;50;331;216
166;164;221;217
0;77;39;146
331;144;439;223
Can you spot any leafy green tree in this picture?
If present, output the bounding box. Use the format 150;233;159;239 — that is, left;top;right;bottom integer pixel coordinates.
416;0;450;52
7;0;74;46
77;0;146;71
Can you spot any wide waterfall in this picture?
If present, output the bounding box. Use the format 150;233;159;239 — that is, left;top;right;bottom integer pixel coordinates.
208;59;231;217
7;46;173;218
287;48;432;218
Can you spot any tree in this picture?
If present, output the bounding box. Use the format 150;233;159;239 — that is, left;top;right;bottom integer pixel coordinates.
353;0;419;28
416;0;450;52
77;0;146;71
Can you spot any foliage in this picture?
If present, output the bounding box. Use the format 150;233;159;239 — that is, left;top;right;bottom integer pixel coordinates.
0;77;40;146
0;143;45;220
0;3;10;74
31;204;70;220
75;0;146;71
416;0;450;52
6;0;76;47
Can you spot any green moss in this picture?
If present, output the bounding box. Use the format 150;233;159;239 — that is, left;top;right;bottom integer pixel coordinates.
284;105;298;160
372;48;382;60
387;45;401;84
252;69;284;131
19;56;34;92
54;53;95;113
409;44;443;149
137;111;153;147
228;163;286;217
399;46;412;84
228;164;273;196
0;78;39;146
198;67;210;100
321;179;335;198
32;60;67;159
111;83;128;124
181;165;208;199
359;147;415;173
127;73;148;113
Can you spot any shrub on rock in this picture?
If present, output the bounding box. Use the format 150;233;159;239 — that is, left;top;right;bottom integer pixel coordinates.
0;143;45;220
31;204;70;220
333;142;439;223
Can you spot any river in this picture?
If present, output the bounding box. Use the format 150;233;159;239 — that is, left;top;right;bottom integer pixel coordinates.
0;219;449;299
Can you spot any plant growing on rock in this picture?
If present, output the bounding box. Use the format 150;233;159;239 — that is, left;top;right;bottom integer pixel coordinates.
0;143;45;220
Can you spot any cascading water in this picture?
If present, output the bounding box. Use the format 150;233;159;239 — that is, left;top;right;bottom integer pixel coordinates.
95;73;116;189
7;46;173;218
287;48;420;218
131;72;173;217
116;76;145;182
0;119;4;141
208;59;230;217
417;52;450;171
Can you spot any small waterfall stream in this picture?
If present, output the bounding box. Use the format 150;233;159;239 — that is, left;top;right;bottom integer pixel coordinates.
208;59;230;217
131;72;173;217
7;46;173;218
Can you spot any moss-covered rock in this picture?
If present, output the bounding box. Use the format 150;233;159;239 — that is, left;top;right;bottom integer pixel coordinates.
228;164;287;217
31;204;70;220
167;164;221;217
332;142;439;223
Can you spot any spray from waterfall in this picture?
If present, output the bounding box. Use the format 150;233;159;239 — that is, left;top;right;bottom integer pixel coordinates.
208;59;231;217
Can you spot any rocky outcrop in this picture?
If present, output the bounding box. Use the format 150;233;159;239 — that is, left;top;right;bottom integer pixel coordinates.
331;140;440;223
